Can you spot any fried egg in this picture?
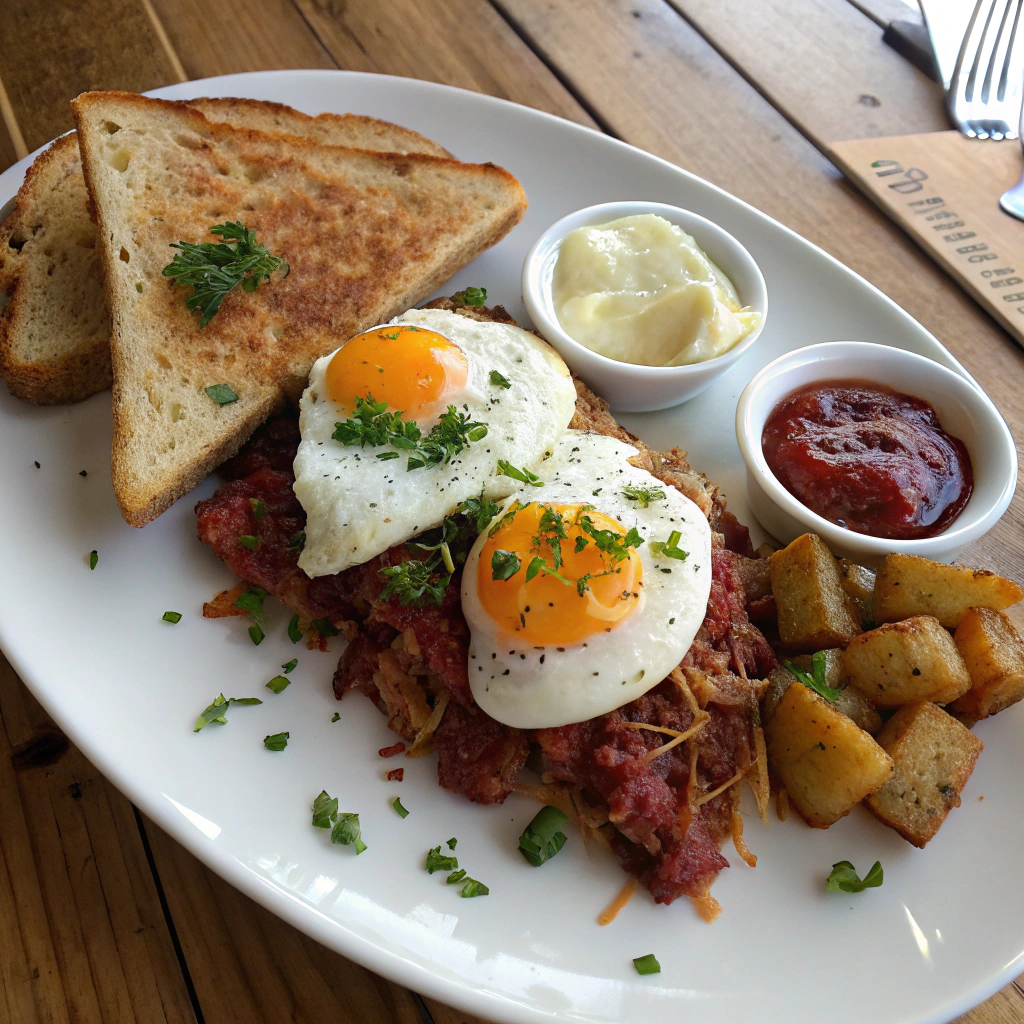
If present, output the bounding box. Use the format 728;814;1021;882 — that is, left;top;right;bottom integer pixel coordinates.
294;307;576;577
461;430;712;728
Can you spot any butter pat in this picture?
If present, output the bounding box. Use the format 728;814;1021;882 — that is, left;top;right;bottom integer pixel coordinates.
551;214;760;366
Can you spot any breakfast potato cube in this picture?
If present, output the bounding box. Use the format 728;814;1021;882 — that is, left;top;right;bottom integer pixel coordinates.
865;701;983;848
764;681;893;828
843;615;970;708
947;608;1024;721
838;559;877;626
874;553;1023;629
769;534;861;650
762;656;882;735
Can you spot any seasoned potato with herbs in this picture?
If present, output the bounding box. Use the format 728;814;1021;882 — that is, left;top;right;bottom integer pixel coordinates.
865;700;983;848
838;559;877;626
948;608;1024;722
843;615;971;708
770;534;861;650
764;682;893;828
762;662;881;735
874;553;1023;629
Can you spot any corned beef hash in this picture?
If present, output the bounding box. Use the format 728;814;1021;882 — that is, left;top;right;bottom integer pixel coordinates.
196;295;777;919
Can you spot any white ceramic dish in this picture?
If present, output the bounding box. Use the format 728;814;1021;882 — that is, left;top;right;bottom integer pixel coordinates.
0;71;1021;1024
521;200;768;412
736;342;1018;564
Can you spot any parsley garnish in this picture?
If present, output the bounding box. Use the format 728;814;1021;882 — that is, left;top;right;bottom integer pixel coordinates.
163;222;288;328
452;286;487;307
446;869;466;884
460;494;500;534
249;497;266;519
446;837;457;850
312;618;339;638
193;693;262;732
496;459;542;486
312;791;338;828
287;614;303;643
380;559;451;606
204;384;238;405
489;369;511;389
579;515;643;561
266;675;290;694
459;878;489;898
649;529;686;561
392;797;409;818
785;651;842;702
491;549;521;581
622;485;665;508
282;658;297;674
633;954;661;976
88;550;98;570
312;791;366;853
287;531;305;551
333;396;487;471
519;806;568;866
825;860;883;893
238;534;259;550
233;586;268;645
331;712;341;722
264;731;289;751
426;846;459;874
162;611;182;624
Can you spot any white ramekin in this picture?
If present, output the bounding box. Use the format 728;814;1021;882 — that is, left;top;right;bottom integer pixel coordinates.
521;201;768;412
735;341;1018;565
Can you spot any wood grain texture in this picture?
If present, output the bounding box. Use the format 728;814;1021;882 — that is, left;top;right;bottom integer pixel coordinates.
0;0;183;153
954;981;1024;1024
0;656;193;1024
495;0;1024;584
670;0;948;140
148;0;336;80
291;0;596;126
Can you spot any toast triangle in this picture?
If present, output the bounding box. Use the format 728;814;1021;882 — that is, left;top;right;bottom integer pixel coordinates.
72;91;526;527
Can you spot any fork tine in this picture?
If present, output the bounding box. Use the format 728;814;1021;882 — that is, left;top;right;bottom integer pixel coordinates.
997;0;1024;99
981;0;1013;102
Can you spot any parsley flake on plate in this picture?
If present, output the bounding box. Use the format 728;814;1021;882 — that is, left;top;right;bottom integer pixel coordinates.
88;550;98;570
193;693;263;732
281;658;298;674
311;791;366;853
392;797;410;818
825;860;883;893
633;954;661;976
162;611;182;624
519;806;569;866
288;614;303;643
488;369;512;389
426;846;459;874
263;731;289;751
204;384;238;406
265;675;290;694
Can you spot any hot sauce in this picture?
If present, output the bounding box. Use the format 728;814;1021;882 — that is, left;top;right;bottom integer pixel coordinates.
762;380;973;540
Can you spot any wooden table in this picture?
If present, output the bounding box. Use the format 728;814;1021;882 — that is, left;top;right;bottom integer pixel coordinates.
1;1;1022;1022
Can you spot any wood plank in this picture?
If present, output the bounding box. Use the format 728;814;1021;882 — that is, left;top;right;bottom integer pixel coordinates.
0;0;184;154
668;0;948;140
148;0;337;80
292;0;596;126
494;0;1024;583
0;657;194;1024
141;814;460;1024
954;982;1024;1023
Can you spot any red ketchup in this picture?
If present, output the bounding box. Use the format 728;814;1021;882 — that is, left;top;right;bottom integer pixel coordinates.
761;380;973;540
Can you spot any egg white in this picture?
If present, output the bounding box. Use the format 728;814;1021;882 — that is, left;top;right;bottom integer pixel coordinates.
461;430;712;729
293;307;576;577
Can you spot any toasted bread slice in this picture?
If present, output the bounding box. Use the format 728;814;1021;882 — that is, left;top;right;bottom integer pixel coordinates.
72;91;526;527
0;99;449;405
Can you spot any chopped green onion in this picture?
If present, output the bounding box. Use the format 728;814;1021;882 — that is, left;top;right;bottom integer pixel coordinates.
459;878;489;898
312;617;339;638
264;731;289;751
88;550;98;570
249;497;267;519
281;658;298;674
331;712;341;722
489;369;511;389
238;534;259;550
649;530;687;561
265;675;290;694
162;611;182;624
633;954;661;976
205;383;238;405
622;485;666;508
825;860;883;893
248;624;264;646
446;868;467;884
518;805;569;866
288;614;303;643
233;586;268;629
392;797;409;818
193;693;263;732
426;846;459;874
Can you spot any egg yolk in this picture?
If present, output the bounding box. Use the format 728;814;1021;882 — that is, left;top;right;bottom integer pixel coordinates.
325;325;468;418
478;502;643;647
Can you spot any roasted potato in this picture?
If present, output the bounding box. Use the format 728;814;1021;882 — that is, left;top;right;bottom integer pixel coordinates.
764;681;893;828
838;559;876;626
948;607;1024;722
770;534;861;650
762;658;882;735
843;615;971;708
874;553;1023;629
865;700;983;848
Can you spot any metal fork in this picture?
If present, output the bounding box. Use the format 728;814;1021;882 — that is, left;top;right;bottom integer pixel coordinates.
948;0;1024;140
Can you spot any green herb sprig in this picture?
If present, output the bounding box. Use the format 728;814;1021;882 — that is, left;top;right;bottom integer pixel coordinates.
163;222;289;328
452;286;487;307
311;791;366;853
622;485;666;508
194;693;263;732
785;650;842;702
264;731;289;751
825;860;883;893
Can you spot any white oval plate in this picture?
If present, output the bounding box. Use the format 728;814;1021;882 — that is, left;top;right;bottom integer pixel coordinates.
0;71;1020;1024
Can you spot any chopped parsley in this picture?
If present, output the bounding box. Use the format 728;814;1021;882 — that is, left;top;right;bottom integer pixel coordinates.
193;693;262;732
452;285;487;307
489;369;511;389
333;395;487;472
264;731;289;751
282;658;298;674
579;514;643;561
248;624;264;645
825;860;883;893
491;549;521;581
265;675;290;694
392;797;410;818
446;837;457;850
249;497;266;519
446;869;466;884
162;611;182;624
496;459;542;487
622;485;665;508
287;531;305;551
204;384;238;405
238;534;259;550
648;529;686;561
312;792;366;853
288;614;303;643
459;878;489;898
164;222;288;328
426;846;459;874
331;712;341;722
633;954;661;976
519;806;569;866
312;791;339;828
233;586;268;645
312;618;339;638
88;550;98;570
785;651;842;702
